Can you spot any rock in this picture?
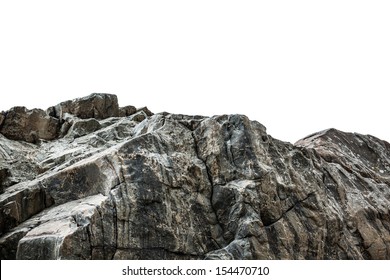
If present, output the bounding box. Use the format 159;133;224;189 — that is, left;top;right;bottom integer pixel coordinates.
66;118;102;138
119;105;137;117
0;107;60;143
136;106;153;117
0;167;9;193
129;111;147;122
54;93;120;120
0;113;5;128
0;135;41;191
1;94;390;260
14;194;116;260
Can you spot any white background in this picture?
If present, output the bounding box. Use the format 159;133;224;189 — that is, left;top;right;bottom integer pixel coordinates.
1;0;389;143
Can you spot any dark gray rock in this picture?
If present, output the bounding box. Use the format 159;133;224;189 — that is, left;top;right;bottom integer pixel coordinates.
136;106;153;117
0;113;5;128
0;107;60;143
119;105;137;117
0;167;9;193
66;118;102;138
0;135;41;192
129;111;147;122
53;93;120;120
0;95;390;260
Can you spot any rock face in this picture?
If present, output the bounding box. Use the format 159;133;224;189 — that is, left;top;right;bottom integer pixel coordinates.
0;107;60;143
1;94;390;260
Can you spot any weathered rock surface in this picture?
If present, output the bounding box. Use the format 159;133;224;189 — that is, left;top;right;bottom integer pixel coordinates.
49;93;120;120
0;107;60;143
1;94;390;260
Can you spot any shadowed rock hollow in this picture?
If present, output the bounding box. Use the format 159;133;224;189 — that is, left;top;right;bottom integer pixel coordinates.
1;93;390;260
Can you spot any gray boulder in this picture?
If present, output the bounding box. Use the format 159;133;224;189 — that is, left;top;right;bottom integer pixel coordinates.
0;107;60;143
51;93;120;120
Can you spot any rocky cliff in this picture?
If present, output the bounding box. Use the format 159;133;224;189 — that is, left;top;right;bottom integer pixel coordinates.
1;93;390;260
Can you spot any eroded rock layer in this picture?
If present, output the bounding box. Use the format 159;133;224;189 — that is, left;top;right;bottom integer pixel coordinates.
1;94;390;259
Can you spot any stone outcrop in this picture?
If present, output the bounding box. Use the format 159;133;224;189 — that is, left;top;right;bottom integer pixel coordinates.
0;107;60;143
0;94;390;260
49;93;120;120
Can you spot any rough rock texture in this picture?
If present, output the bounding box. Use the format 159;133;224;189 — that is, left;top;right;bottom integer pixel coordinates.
0;107;60;143
49;93;121;120
1;94;390;260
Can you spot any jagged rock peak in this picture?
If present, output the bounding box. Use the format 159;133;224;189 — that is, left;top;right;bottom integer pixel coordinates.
1;94;390;260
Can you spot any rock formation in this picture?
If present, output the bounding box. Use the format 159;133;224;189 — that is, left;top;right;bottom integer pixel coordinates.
1;93;389;260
